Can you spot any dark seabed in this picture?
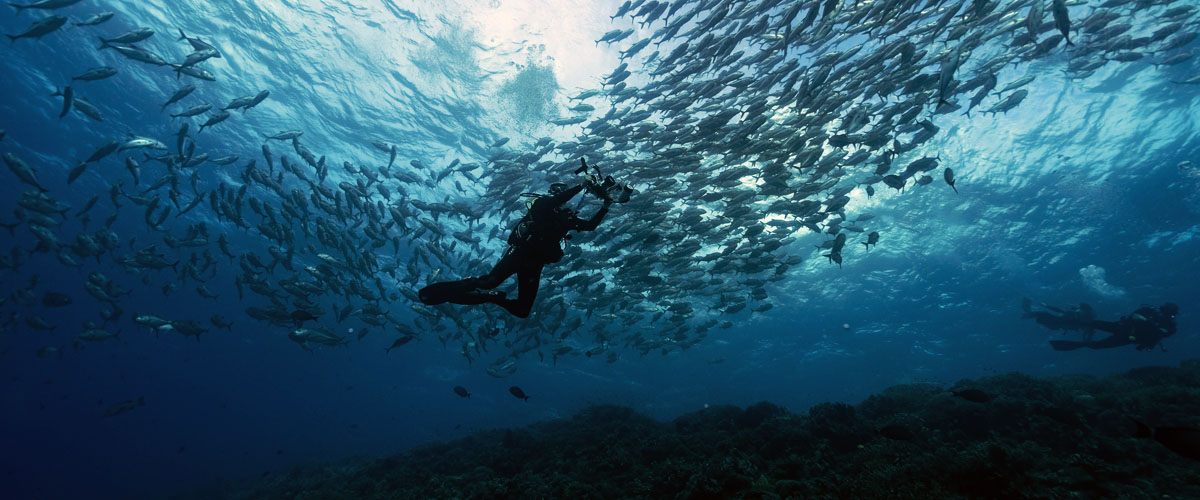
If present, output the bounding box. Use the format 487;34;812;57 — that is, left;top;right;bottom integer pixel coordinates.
178;360;1200;499
0;0;1197;498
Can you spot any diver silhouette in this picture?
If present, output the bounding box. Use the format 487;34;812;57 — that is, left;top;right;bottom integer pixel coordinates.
418;159;626;318
1024;300;1179;351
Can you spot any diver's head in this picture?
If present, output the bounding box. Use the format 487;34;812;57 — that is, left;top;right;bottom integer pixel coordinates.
1161;302;1179;318
548;182;569;195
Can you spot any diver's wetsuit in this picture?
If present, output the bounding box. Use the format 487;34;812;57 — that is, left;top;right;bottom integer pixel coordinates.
1049;306;1177;351
418;183;609;318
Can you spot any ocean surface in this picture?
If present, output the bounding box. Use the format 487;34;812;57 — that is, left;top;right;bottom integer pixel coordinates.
0;0;1197;498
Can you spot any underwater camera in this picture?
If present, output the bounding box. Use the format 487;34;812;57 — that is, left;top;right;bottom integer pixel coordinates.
575;158;635;203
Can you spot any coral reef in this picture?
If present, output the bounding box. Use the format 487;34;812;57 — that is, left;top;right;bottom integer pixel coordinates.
181;360;1200;499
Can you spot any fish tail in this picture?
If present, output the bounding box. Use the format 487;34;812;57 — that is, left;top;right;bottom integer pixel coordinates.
951;185;959;194
862;241;869;250
6;34;16;44
96;36;110;49
177;28;187;41
9;3;26;14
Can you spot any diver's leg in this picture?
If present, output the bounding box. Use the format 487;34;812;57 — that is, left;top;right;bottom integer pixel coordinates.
1028;312;1056;328
418;250;519;305
1084;333;1133;349
1088;320;1124;335
495;261;543;318
471;249;521;290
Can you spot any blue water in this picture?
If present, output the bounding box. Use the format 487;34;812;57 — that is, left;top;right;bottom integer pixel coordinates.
1;0;1198;498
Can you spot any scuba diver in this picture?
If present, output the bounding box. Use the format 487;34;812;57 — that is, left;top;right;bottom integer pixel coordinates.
417;158;632;318
1023;299;1180;351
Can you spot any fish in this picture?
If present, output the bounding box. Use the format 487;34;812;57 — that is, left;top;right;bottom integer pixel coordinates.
10;0;83;14
995;75;1035;96
938;48;963;109
177;29;220;56
36;345;63;359
41;291;71;307
173;65;216;81
71;96;104;121
882;174;905;191
119;136;167;152
161;84;196;111
210;315;233;330
58;85;72;118
509;386;530;401
67;162;88;184
84;141;119;164
264;130;303;141
26;315;55;331
985;90;1029;115
290;309;318;325
1025;0;1043;44
73;11;114;27
175;49;220;70
71;66;117;81
170;103;212;118
1051;0;1073;47
97;27;154;48
74;328;119;347
6;15;67;43
453;386;471;398
385;335;415;353
4;152;49;192
103;396;145;417
862;231;879;251
944;168;958;193
109;44;168;66
197;111;231;133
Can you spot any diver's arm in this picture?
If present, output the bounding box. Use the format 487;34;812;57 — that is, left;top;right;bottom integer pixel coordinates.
574;200;611;232
531;184;584;217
